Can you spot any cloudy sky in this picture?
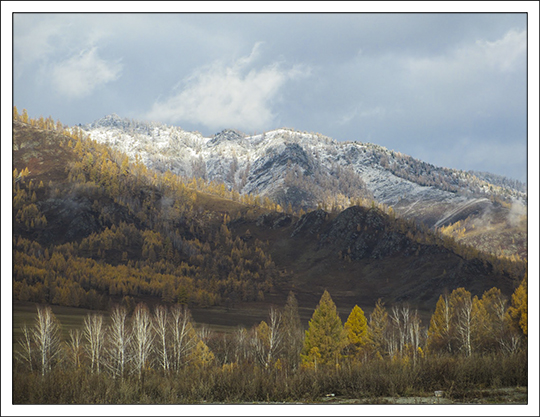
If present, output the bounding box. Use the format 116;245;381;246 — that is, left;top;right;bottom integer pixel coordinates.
8;8;534;182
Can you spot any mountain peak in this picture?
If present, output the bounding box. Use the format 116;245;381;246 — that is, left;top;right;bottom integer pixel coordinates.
209;129;245;145
87;113;127;129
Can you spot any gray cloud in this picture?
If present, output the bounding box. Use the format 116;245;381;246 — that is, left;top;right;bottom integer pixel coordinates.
50;47;123;99
11;12;530;182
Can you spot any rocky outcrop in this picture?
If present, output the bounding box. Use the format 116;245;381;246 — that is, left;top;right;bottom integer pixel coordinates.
256;212;293;229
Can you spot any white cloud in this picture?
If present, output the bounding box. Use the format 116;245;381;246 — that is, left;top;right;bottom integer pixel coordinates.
146;44;309;132
473;29;526;72
50;47;122;99
406;28;526;79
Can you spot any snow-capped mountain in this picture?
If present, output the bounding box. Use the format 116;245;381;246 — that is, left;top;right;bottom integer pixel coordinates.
83;114;527;230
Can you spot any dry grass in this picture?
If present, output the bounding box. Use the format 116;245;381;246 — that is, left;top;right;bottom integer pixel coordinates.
12;352;527;404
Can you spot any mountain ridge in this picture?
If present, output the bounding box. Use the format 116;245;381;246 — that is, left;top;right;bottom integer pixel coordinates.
83;114;526;203
82;114;527;259
12;119;525;314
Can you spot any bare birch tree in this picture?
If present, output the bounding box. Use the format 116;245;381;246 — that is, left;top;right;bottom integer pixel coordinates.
450;288;473;356
153;305;170;372
480;288;510;353
106;305;130;379
251;307;283;368
32;306;62;376
388;305;423;360
500;329;522;355
131;303;154;378
267;307;283;365
390;305;409;357
84;313;106;374
65;329;84;370
16;324;34;372
197;324;212;344
169;304;197;370
408;310;423;362
232;326;250;364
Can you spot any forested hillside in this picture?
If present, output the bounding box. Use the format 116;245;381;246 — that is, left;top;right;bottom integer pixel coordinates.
13;113;278;310
83;113;527;263
12;109;526;314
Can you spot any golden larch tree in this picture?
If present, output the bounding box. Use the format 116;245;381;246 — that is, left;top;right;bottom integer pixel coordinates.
344;305;370;360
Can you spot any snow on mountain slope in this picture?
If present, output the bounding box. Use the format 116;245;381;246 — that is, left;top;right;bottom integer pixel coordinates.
82;114;526;229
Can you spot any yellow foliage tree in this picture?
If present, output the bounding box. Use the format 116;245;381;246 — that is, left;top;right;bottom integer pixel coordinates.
508;277;527;336
301;290;347;367
427;293;453;354
368;298;388;357
190;339;215;368
344;305;370;359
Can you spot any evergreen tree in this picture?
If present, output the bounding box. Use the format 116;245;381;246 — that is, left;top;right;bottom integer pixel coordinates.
427;293;453;354
281;291;303;369
301;290;346;367
190;339;215;368
471;295;488;352
344;305;370;359
21;108;29;124
368;298;388;358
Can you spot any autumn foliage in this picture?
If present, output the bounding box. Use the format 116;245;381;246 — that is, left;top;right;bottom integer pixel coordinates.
13;111;278;309
12;109;528;403
13;283;527;403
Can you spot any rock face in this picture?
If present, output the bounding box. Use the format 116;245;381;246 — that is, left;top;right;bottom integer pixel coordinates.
37;194;137;245
256;212;293;229
83;115;526;230
208;129;244;146
297;206;418;260
291;209;328;237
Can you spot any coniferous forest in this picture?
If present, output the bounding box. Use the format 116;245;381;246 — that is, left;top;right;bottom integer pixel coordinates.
11;109;528;404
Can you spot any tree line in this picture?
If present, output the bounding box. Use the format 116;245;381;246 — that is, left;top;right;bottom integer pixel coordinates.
15;279;527;379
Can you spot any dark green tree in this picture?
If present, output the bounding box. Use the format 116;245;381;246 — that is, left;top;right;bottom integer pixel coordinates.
281;291;303;369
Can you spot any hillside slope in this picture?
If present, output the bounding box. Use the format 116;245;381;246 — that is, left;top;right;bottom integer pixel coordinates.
83;114;527;259
13;119;525;314
227;205;523;311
